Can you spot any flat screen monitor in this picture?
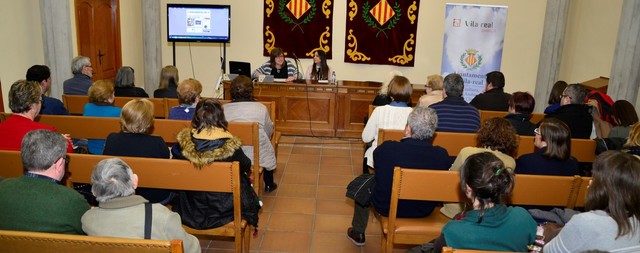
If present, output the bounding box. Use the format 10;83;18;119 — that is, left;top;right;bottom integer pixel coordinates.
167;4;230;43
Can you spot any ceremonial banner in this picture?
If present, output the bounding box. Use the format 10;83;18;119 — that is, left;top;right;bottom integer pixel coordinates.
441;4;508;101
263;0;334;58
344;0;421;66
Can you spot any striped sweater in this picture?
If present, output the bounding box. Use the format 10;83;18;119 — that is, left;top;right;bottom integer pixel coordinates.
429;96;480;133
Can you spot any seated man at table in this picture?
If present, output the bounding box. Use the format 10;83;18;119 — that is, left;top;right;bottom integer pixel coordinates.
0;80;73;152
0;130;90;234
347;107;452;246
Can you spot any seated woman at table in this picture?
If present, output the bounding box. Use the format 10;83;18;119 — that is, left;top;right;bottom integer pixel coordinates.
83;80;121;154
362;75;413;173
103;98;172;204
168;79;202;120
440;117;518;218
306;50;332;82
504;91;537;136
434;152;536;252
252;47;300;82
544;151;640;252
515;118;579;176
171;98;260;229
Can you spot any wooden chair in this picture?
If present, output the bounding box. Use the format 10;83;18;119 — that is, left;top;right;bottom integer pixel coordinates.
0;150;24;179
442;246;517;253
64;154;249;253
0;230;183;253
376;167;582;252
368;105;377;118
164;98;180;118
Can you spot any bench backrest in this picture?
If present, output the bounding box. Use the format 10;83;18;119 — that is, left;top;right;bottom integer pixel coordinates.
0;151;24;179
378;129;597;162
479;110;544;124
574;176;591;208
0;229;183;253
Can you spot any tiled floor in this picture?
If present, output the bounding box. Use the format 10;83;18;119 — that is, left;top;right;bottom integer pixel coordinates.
198;136;415;253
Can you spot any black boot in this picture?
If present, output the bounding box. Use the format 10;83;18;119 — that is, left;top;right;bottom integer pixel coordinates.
264;169;278;193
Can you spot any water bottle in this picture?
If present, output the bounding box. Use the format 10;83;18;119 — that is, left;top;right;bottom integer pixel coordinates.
331;71;337;85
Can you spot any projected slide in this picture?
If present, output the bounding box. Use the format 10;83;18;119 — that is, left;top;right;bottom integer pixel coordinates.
168;5;230;42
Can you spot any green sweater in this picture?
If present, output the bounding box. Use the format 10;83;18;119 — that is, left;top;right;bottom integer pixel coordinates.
0;176;90;234
442;205;537;252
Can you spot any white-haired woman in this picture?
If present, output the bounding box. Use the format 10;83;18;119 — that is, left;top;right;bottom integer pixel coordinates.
81;158;200;253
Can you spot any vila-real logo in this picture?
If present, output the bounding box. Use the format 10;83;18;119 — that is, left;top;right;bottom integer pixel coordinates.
460;48;482;70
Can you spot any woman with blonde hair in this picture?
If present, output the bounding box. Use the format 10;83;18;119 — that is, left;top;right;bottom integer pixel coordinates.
83;80;121;154
623;123;640;157
153;65;179;98
418;74;444;107
168;79;203;120
103;98;171;204
372;70;404;106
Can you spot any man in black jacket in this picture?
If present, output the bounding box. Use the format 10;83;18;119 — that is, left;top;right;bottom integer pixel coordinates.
543;83;593;139
470;71;512;111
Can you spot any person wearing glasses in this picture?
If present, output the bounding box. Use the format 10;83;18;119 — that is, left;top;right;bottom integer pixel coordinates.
515;118;579;176
0;130;90;234
252;47;300;82
63;56;94;95
542;83;593;139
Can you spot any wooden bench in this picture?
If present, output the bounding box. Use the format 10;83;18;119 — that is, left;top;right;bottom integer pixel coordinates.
63;153;249;253
377;129;598;162
479;110;544;124
442;247;516;253
62;95;166;118
374;167;584;252
0;229;183;253
0;113;265;197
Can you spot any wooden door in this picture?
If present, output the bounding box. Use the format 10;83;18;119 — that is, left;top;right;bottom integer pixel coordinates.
75;0;121;81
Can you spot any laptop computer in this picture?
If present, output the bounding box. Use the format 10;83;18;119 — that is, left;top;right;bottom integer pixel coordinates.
229;61;251;78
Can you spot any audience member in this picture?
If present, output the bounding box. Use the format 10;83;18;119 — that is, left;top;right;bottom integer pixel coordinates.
0;130;89;234
470;71;511;111
516;118;579;176
114;66;148;97
372;70;403;106
0;80;72;152
172;98;260;229
63;56;93;95
504;91;536;136
586;91;614;139
103;99;171;203
608;100;638;139
26;65;68;115
362;75;413;173
223;76;277;193
153;65;179;98
347;107;452;246
430;73;480;133
81;158;200;253
435;152;536;252
84;80;121;154
622;123;640;157
168;79;202;120
418;74;444;107
253;47;300;82
441;117;517;218
306;50;332;82
543;83;593;139
544;81;568;114
544;151;640;252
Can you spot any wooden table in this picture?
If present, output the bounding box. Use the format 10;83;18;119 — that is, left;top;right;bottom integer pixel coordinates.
223;81;424;138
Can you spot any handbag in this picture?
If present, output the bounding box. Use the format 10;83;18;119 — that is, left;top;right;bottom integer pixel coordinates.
346;173;376;206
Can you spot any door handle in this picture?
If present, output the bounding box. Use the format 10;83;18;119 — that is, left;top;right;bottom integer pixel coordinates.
98;49;105;65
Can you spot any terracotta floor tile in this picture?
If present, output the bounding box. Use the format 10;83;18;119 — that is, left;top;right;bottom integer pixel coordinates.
197;237;212;249
271;197;316;214
277;184;317;198
288;154;321;164
249;230;265;251
276;153;289;162
204;248;235;253
281;173;318;185
311;233;363;253
317;186;348;200
260;231;312;252
266;213;314;232
279;135;296;143
321;148;352;157
351;149;364;157
291;146;323;155
257;211;271;229
316;199;355;215
260;196;276;212
313;214;353;233
277;145;293;155
320;156;353;166
362;235;381;253
285;163;320;174
206;236;235;249
318;174;355;187
364;213;383;235
319;164;354;175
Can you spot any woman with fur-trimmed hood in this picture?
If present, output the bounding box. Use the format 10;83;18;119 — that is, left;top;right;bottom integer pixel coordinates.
171;98;260;229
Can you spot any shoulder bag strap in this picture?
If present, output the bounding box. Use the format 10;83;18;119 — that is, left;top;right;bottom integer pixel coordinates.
144;202;152;239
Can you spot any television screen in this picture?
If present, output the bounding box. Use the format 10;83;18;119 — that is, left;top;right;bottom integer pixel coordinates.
167;4;230;43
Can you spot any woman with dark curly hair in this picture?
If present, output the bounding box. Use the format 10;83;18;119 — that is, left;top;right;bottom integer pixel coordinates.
440;117;518;218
